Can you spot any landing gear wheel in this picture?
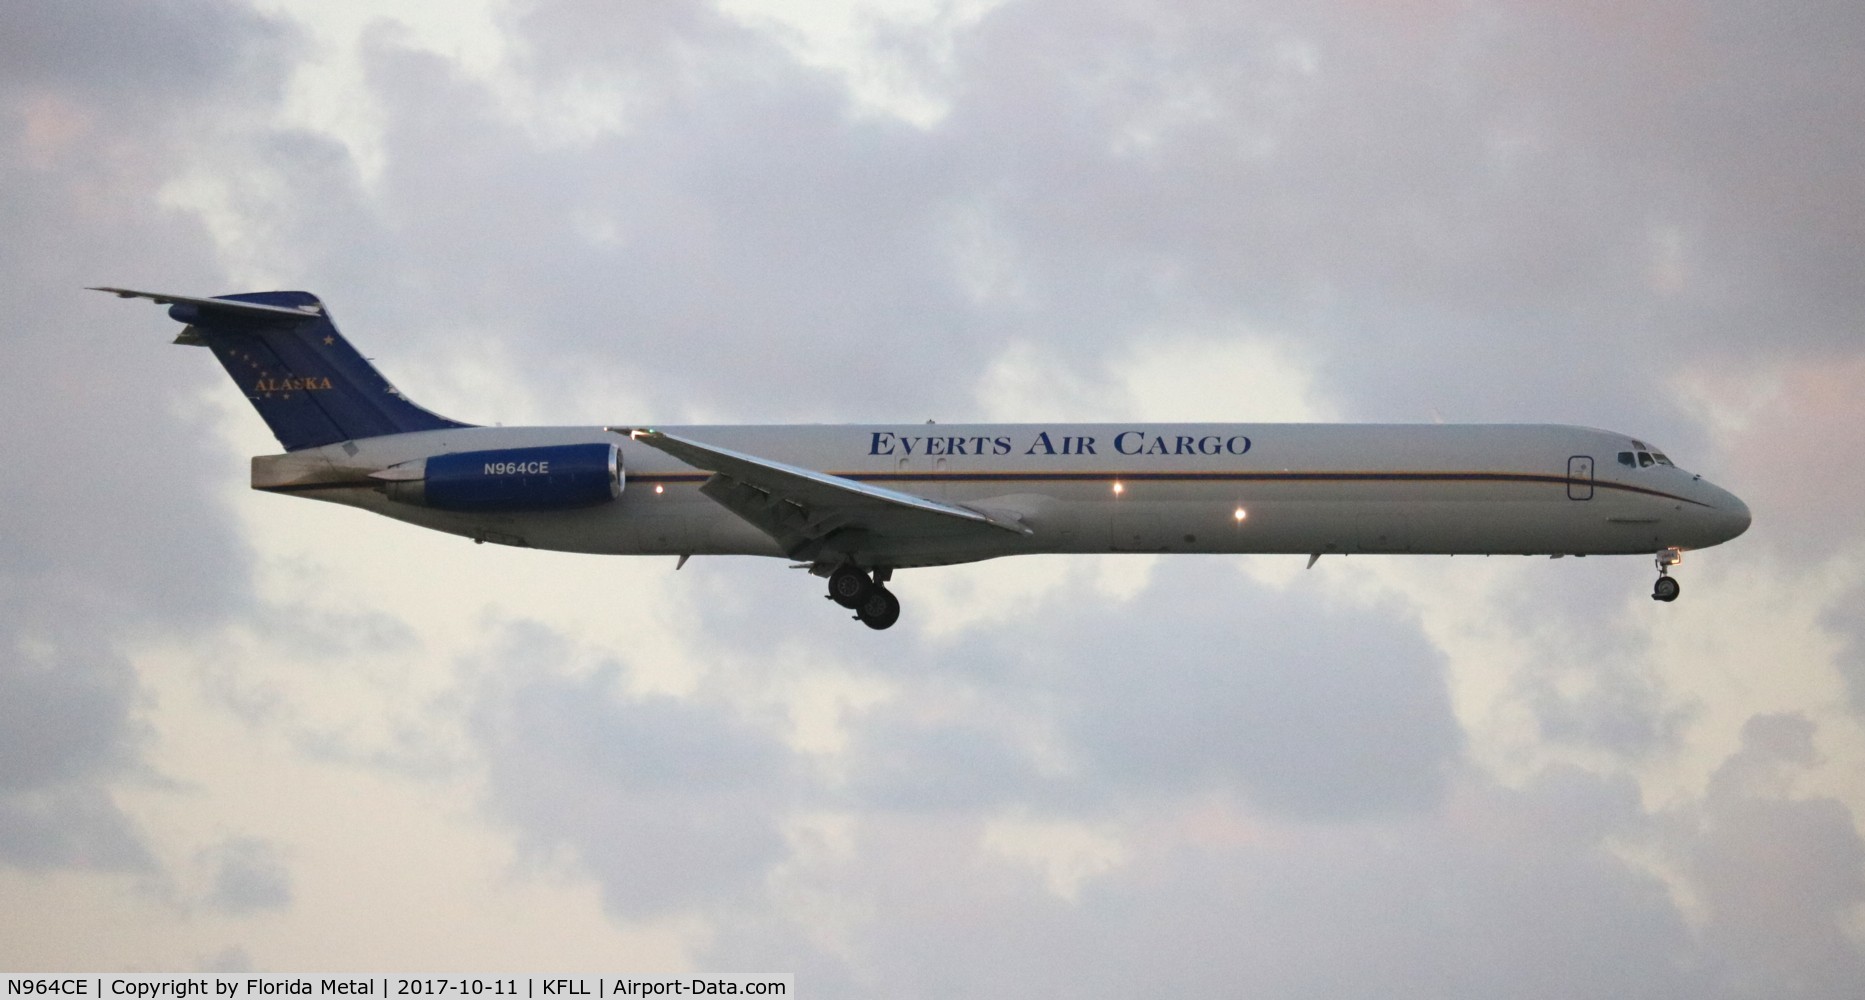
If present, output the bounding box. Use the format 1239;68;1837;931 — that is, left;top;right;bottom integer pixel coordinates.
1653;576;1681;602
855;586;901;630
827;566;873;608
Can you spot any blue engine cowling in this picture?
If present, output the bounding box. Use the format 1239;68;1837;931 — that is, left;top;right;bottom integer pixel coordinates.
384;443;622;512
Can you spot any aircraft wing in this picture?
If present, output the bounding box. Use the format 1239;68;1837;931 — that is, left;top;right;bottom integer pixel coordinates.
613;428;1031;562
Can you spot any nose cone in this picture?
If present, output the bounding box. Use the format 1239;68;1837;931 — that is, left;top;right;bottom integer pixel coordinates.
1707;483;1751;544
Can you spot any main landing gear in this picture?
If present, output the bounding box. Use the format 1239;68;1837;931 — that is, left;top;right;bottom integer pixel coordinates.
826;565;901;630
1652;548;1683;603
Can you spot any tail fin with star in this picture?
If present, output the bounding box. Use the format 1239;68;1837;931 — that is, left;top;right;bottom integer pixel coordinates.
94;288;472;451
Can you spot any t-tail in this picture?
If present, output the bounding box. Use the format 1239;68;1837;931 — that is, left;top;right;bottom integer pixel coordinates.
93;288;472;451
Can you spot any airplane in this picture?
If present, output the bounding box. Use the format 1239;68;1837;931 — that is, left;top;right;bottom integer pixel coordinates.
96;287;1751;630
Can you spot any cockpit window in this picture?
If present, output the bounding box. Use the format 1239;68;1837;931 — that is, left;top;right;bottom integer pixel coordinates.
1618;447;1679;471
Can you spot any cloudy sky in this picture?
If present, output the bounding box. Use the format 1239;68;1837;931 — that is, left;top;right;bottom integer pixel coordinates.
4;0;1863;994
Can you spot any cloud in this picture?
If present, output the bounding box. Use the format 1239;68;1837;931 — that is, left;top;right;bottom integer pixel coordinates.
466;621;798;918
696;722;1865;999
0;631;148;873
0;0;294;877
0;639;139;795
701;765;1710;999
1;0;288;103
200;836;293;914
822;563;1463;819
0;786;153;873
1057;571;1461;818
1824;586;1865;715
1685;714;1865;995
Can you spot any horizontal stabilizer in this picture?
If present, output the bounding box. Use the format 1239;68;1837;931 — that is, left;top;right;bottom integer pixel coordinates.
89;287;324;322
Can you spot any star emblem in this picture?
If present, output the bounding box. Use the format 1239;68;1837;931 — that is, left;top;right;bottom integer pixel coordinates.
323;336;335;346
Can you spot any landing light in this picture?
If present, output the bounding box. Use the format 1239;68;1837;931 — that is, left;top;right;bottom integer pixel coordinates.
654;484;665;495
1112;481;1125;495
1234;507;1248;522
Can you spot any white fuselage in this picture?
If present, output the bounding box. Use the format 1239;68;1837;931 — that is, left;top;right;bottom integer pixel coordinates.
252;422;1752;569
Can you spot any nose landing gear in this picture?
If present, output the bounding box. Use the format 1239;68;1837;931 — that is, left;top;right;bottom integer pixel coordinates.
1652;548;1682;602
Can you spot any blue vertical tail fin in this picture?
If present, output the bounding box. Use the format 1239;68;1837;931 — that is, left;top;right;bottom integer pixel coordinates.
95;288;473;451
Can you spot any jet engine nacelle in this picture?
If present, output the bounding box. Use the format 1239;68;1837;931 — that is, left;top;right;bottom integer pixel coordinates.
376;443;622;512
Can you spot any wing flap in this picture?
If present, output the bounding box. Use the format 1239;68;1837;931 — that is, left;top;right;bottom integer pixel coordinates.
697;474;850;558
